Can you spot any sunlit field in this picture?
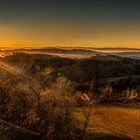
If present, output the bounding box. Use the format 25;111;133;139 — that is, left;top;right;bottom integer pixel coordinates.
74;106;140;140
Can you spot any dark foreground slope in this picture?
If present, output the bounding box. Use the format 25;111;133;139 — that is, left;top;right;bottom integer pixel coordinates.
0;119;41;140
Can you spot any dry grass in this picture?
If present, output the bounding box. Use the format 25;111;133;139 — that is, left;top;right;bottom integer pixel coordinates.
74;106;140;140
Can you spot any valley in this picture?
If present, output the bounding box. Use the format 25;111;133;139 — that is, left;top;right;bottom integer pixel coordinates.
0;48;140;140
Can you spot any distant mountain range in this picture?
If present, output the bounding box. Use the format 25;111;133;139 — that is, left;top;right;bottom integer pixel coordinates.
0;47;140;59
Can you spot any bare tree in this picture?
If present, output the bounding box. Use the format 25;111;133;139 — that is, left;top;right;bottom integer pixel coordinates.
81;96;96;140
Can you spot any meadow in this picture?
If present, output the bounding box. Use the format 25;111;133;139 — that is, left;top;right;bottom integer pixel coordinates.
74;105;140;140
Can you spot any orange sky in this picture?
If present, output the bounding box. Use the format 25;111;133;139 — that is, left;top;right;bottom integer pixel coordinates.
0;22;140;49
1;1;140;49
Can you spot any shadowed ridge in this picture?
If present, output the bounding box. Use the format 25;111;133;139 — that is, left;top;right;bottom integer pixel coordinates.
0;119;41;140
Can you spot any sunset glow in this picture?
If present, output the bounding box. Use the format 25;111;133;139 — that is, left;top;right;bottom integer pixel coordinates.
0;1;140;48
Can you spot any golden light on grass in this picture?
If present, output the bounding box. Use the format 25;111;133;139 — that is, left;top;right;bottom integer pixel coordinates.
74;106;140;139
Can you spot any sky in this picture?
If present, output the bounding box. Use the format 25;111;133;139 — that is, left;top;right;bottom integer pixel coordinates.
0;0;140;48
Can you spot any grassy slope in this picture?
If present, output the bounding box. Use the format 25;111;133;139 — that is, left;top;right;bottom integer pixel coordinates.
74;106;140;140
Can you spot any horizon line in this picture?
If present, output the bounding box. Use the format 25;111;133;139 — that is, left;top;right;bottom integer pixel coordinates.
0;46;140;50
